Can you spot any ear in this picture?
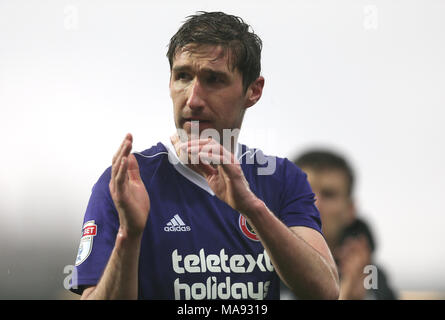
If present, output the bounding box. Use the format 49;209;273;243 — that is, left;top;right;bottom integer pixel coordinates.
244;76;264;108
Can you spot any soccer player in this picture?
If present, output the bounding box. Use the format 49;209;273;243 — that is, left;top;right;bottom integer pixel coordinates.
71;11;339;300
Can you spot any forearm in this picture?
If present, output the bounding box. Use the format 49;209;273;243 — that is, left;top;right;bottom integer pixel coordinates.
82;228;142;300
243;200;339;300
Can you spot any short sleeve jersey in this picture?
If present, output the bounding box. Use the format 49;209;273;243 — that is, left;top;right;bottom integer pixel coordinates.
71;141;322;300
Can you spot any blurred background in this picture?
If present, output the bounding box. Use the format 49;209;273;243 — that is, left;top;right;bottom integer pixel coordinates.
0;0;444;299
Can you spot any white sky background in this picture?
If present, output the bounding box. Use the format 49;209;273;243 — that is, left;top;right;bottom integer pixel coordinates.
0;0;444;297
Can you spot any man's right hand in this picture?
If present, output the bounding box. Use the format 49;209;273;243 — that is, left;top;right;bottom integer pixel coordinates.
81;134;148;300
109;133;150;238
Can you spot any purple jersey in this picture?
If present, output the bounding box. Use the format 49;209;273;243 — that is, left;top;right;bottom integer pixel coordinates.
71;141;322;300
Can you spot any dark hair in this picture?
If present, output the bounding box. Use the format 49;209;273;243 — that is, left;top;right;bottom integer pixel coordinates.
294;150;355;196
338;218;376;253
167;11;262;91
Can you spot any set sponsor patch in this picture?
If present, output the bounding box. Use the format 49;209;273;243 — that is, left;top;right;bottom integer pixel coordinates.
75;220;97;266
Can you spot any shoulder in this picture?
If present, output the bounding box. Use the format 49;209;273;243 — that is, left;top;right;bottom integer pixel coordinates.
133;142;169;166
238;143;307;183
239;143;321;230
373;264;398;300
238;143;313;206
93;142;169;192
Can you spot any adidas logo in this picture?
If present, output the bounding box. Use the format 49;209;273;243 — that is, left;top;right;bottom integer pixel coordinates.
164;214;191;232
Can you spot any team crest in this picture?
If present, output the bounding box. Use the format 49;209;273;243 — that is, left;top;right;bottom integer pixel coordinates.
239;215;259;241
75;220;97;266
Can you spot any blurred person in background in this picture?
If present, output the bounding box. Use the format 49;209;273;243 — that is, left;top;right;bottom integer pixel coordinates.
281;150;396;300
336;217;397;299
295;151;355;252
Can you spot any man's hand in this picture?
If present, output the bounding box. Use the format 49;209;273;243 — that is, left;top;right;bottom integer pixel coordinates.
174;136;259;216
81;134;149;300
336;235;371;299
109;133;150;238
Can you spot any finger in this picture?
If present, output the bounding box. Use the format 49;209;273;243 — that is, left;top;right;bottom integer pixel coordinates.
187;143;238;177
112;136;133;179
179;138;214;151
117;134;133;162
200;163;218;177
208;148;241;178
197;150;222;166
170;134;181;151
184;140;226;161
182;137;237;162
111;142;126;180
197;153;229;182
186;139;216;165
199;139;236;163
115;156;129;189
190;162;218;178
112;133;133;165
186;137;213;145
127;153;142;182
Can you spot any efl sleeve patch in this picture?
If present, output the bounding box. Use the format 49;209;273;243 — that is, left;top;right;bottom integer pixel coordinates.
75;220;98;266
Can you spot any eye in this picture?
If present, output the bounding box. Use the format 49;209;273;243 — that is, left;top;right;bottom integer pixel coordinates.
176;72;191;81
207;75;219;83
207;74;224;85
320;189;338;200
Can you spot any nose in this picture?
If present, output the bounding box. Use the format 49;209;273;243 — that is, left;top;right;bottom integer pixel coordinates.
187;78;206;110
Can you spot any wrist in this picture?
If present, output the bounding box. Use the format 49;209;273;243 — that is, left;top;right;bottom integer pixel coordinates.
117;226;144;244
239;197;266;220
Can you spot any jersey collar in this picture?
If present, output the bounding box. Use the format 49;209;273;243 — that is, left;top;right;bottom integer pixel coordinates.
163;138;241;196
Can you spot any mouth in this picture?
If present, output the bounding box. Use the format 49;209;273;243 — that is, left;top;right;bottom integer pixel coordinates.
182;118;214;133
183;118;212;127
183;118;210;123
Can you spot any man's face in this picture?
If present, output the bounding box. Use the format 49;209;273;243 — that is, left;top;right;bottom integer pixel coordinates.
169;44;262;141
302;167;355;249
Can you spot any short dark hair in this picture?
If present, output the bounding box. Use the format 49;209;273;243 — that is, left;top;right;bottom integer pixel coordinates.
294;150;355;196
167;11;262;91
338;218;376;253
